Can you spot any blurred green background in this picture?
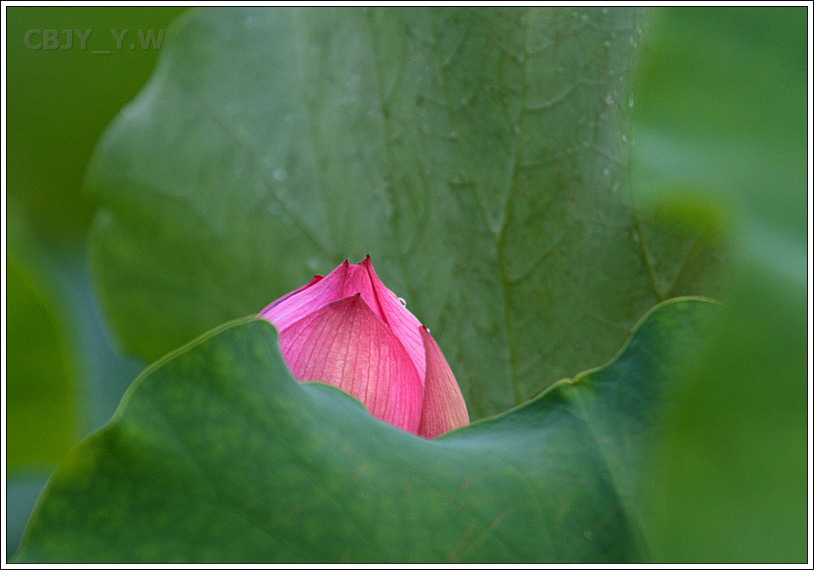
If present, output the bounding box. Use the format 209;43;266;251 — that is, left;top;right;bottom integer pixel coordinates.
5;6;808;561
6;6;188;554
632;7;807;562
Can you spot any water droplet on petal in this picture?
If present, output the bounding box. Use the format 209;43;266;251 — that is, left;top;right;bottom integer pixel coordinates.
398;297;407;306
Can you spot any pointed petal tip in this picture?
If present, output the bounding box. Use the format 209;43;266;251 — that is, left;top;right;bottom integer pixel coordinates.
260;261;352;331
355;254;373;270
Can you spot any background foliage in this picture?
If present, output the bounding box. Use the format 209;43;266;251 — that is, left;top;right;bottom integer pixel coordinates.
6;6;185;552
5;6;808;562
632;7;807;562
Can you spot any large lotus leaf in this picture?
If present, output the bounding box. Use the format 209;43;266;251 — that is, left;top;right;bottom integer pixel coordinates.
85;7;718;420
15;298;715;563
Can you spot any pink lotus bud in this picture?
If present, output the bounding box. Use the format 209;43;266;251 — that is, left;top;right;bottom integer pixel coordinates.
259;256;469;438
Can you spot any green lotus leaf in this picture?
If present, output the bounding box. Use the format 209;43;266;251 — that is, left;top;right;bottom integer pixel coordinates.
16;297;715;563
